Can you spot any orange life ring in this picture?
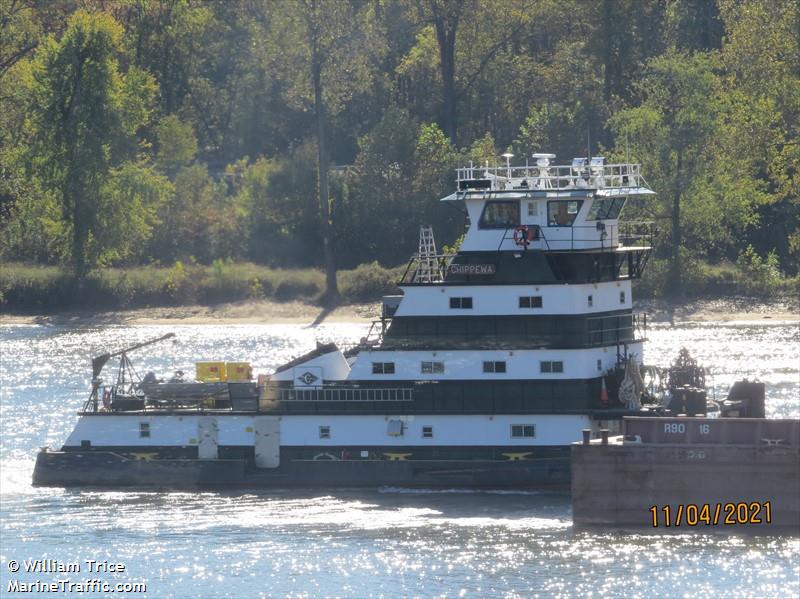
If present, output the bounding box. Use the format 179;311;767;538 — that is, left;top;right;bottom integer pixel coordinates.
513;225;534;246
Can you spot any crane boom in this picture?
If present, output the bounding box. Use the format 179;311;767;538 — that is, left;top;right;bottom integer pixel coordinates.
91;333;176;378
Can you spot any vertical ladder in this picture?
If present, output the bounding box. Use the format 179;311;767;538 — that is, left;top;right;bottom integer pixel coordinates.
415;225;442;283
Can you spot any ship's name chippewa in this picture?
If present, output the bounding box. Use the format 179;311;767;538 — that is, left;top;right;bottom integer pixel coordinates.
447;264;496;275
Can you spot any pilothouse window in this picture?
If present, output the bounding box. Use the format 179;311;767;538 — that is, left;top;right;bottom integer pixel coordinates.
547;200;583;226
586;197;626;221
479;201;519;229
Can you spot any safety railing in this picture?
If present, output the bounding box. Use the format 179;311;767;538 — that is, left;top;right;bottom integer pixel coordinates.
274;386;414;402
586;312;647;347
456;162;646;192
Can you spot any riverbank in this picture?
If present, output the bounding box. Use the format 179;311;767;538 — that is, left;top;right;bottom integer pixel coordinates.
1;296;796;326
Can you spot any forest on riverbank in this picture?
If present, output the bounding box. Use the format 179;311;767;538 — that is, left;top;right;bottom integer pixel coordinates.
0;0;797;312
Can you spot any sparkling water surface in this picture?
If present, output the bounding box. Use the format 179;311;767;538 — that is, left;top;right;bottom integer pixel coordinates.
1;320;798;598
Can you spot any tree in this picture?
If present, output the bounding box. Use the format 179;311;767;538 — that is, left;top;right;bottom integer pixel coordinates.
29;10;157;278
264;0;381;302
610;51;720;295
408;0;532;145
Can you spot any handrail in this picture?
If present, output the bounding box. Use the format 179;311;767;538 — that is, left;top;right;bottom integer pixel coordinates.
274;386;414;402
456;162;646;191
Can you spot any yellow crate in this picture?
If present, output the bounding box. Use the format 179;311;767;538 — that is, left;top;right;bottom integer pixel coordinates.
226;362;252;381
196;361;227;382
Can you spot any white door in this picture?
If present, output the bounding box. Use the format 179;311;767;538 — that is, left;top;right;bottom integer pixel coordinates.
254;417;280;468
198;416;218;460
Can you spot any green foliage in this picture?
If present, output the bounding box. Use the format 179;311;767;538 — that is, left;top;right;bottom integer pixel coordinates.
27;10;157;278
338;261;402;303
154;115;197;173
735;245;782;296
0;0;797;303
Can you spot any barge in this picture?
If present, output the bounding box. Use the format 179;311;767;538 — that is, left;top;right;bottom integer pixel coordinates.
32;154;761;489
571;417;800;530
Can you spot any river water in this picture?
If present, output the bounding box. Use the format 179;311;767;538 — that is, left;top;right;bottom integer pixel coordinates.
0;320;798;598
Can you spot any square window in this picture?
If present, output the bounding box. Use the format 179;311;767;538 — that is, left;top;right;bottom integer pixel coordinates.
511;424;536;438
372;362;395;374
495;361;506;373
531;296;543;308
422;426;433;439
319;425;331;439
139;422;150;438
519;296;531;308
449;297;473;309
552;361;564;373
421;361;432;374
540;361;552;373
483;361;494;373
432;361;444;374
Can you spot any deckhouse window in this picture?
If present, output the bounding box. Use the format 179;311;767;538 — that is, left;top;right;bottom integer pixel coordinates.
139;422;150;438
319;425;331;439
519;296;543;308
588;294;594;307
422;426;434;438
450;297;473;309
478;201;519;229
547;200;583;226
421;361;444;374
540;361;564;373
483;361;507;373
372;362;395;374
620;291;626;304
586;197;626;221
511;424;536;438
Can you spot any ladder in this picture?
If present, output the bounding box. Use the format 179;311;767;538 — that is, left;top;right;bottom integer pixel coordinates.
415;225;442;283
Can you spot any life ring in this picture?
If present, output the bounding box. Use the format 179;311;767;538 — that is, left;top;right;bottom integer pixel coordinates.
313;452;339;461
513;225;534;246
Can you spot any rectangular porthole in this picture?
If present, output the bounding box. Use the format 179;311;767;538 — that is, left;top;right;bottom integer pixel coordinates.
511;424;536;438
620;291;626;304
540;361;564;373
483;361;507;373
319;425;331;439
597;359;602;371
519;296;543;308
450;297;473;309
421;361;444;374
139;422;150;438
372;362;395;374
422;426;433;438
588;294;593;307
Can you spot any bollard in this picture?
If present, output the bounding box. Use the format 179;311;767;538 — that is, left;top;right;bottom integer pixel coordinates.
582;429;591;445
601;429;609;445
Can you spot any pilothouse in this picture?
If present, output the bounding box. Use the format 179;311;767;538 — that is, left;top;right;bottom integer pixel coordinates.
34;153;713;489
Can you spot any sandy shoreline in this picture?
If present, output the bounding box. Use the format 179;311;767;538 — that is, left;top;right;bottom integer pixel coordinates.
1;297;797;326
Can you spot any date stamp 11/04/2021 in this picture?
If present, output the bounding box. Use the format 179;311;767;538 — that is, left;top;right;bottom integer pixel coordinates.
649;502;773;528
